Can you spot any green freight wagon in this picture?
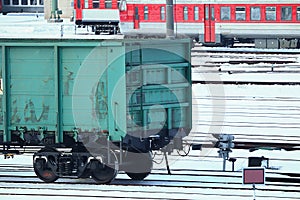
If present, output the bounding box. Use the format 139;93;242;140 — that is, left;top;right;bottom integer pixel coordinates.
0;38;192;183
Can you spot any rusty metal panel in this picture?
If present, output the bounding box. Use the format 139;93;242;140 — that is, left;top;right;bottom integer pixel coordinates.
0;39;126;145
60;47;108;131
8;47;56;128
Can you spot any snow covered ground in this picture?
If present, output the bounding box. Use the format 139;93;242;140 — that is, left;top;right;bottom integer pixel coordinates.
1;149;300;200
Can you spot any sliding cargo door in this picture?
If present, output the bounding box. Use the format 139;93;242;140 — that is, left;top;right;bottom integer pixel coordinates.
204;4;215;43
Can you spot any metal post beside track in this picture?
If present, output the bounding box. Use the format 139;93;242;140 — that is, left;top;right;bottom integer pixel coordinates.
49;0;63;23
166;0;175;39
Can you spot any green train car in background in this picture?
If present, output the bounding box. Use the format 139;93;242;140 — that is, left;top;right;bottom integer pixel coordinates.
0;38;192;183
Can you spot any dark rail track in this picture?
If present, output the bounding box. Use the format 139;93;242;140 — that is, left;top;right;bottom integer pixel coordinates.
0;165;299;200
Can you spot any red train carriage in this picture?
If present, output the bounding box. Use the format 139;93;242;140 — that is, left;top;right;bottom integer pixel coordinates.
74;0;300;48
74;0;121;34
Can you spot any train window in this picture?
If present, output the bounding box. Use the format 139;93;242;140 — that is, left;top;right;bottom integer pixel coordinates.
297;7;300;20
250;7;261;20
211;7;215;20
266;7;276;21
13;0;19;5
194;6;199;21
281;6;292;21
235;7;246;21
76;0;81;8
144;6;149;20
105;0;112;9
22;0;28;5
30;0;37;5
119;0;126;11
117;0;120;8
134;7;139;20
205;6;215;20
160;6;165;21
220;7;230;21
4;0;10;5
93;0;99;8
205;6;209;20
183;6;188;21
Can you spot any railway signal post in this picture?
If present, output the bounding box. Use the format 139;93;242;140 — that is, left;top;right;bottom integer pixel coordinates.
217;134;234;171
166;0;175;39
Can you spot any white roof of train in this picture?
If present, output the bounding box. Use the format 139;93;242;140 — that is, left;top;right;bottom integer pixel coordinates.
0;15;124;39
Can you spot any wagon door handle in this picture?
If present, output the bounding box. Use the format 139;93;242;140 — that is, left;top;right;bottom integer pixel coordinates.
114;102;119;131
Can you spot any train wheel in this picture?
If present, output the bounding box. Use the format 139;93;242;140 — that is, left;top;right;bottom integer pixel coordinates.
126;171;150;181
90;149;118;184
124;151;153;181
33;148;60;183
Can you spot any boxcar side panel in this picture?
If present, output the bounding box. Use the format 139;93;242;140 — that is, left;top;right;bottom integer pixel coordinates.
8;47;56;129
0;47;3;143
61;47;108;132
106;46;127;141
0;40;126;146
125;40;192;150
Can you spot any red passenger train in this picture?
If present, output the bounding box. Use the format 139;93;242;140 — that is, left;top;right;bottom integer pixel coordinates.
74;0;300;48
